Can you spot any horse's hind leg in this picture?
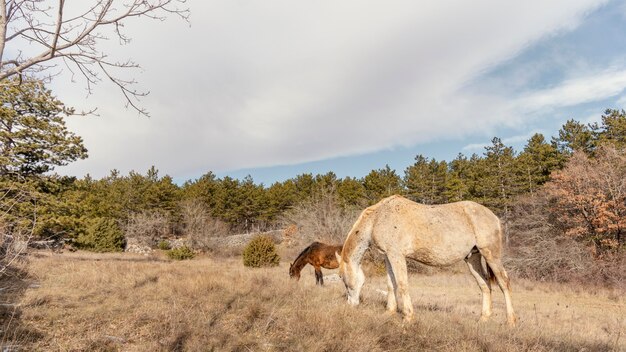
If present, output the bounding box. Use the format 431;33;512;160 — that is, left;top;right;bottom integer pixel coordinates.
314;267;323;286
483;256;517;326
465;252;492;321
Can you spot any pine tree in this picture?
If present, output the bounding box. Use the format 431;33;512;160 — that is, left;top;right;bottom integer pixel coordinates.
292;173;316;200
181;171;221;210
0;78;87;242
427;159;448;204
403;155;447;204
264;180;297;222
482;137;519;235
363;165;403;204
211;176;266;231
444;153;472;202
0;78;87;177
337;176;366;207
314;172;339;194
552;119;594;155
591;109;626;150
404;155;430;203
517;133;564;196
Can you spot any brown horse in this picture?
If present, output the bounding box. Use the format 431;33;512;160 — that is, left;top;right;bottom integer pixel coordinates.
289;241;343;285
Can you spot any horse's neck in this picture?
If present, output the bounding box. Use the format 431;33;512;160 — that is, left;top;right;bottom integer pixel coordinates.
344;223;371;266
346;238;368;266
292;252;309;272
346;204;378;264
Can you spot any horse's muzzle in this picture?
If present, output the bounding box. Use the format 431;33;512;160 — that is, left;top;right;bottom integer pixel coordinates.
347;295;360;306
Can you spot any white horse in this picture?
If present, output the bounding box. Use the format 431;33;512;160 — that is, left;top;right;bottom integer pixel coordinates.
336;195;516;326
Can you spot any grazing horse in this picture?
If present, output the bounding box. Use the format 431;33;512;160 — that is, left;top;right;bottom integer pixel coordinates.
289;241;343;285
336;195;516;326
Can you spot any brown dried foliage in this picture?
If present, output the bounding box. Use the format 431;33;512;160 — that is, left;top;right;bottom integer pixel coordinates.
543;146;626;253
506;146;626;288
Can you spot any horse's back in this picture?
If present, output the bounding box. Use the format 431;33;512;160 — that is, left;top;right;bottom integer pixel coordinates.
306;241;343;269
370;196;502;265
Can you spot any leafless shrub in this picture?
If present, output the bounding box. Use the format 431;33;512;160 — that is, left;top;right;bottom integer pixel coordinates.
179;199;230;251
1;178;36;273
0;178;37;350
123;210;171;248
280;187;360;246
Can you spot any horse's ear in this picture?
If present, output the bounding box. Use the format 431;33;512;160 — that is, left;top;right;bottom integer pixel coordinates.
335;251;342;264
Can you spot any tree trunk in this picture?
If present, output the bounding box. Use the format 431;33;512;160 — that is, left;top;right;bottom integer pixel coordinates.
0;1;7;70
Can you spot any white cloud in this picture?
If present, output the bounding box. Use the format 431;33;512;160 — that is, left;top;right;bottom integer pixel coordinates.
53;0;613;179
515;68;626;112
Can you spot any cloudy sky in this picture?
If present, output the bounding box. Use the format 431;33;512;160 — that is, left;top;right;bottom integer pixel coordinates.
49;0;626;185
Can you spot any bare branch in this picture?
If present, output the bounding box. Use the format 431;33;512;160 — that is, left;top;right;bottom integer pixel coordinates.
0;0;189;115
49;0;63;57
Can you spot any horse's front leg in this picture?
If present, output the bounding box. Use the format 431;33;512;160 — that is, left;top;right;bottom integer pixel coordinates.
384;256;398;312
387;254;413;322
315;267;323;285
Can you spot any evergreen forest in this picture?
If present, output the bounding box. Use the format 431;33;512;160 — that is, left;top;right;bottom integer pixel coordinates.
1;78;624;285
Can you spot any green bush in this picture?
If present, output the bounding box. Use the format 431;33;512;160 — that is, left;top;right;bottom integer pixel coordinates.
75;217;125;252
157;240;171;250
242;235;280;268
167;246;195;260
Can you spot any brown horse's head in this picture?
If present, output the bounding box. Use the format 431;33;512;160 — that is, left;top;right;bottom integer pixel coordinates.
289;262;300;280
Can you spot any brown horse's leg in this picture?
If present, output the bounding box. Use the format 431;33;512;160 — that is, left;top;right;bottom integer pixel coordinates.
483;257;516;326
465;253;492;321
314;266;323;285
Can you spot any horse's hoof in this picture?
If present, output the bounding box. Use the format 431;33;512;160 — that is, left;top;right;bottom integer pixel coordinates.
386;308;398;314
507;316;518;327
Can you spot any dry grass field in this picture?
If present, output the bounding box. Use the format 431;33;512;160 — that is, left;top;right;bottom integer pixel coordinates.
3;250;624;351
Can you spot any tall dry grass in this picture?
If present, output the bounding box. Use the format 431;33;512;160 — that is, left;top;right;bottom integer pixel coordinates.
7;250;625;351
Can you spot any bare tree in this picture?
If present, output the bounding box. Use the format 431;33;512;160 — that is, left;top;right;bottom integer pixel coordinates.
0;0;188;115
180;199;230;251
123;210;170;247
280;187;360;246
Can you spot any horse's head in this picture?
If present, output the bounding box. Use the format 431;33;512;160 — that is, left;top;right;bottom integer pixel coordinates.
288;262;300;280
336;251;364;306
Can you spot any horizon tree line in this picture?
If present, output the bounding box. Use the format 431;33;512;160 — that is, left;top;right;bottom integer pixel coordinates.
1;78;625;254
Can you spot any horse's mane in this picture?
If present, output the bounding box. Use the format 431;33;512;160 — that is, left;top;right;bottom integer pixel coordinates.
293;242;315;265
